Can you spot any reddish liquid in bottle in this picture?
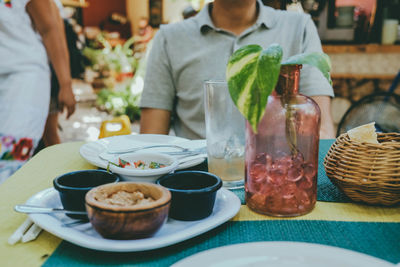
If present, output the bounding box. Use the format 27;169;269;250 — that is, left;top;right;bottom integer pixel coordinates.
245;150;317;216
244;65;320;216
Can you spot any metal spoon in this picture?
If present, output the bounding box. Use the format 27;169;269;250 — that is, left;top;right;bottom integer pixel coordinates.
15;205;87;215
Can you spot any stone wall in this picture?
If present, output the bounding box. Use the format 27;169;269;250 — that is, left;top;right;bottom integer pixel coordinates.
329;53;400;79
327;50;400;131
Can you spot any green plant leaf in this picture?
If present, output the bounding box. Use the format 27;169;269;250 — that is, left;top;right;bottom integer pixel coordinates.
226;44;282;133
255;44;282;126
282;52;332;85
227;44;331;133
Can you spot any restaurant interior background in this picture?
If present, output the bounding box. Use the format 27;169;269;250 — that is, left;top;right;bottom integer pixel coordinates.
59;0;400;142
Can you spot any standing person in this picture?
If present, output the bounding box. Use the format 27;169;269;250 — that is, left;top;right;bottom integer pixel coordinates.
40;3;83;149
0;0;76;182
139;0;335;140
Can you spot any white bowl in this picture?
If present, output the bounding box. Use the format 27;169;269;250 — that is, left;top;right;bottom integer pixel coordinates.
109;152;179;182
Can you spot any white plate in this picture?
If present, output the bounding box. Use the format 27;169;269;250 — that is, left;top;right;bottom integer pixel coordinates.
172;241;394;267
80;134;207;171
26;187;240;252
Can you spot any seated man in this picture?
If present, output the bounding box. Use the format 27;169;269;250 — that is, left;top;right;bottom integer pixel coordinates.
139;0;335;139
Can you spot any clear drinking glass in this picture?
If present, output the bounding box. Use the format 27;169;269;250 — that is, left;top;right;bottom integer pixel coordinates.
204;81;245;189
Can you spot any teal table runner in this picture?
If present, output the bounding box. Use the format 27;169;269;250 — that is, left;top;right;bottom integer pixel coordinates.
44;221;400;266
316;139;348;202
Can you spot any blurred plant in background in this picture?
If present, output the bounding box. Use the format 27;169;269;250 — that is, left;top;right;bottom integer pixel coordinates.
83;32;150;122
83;34;138;86
96;85;141;122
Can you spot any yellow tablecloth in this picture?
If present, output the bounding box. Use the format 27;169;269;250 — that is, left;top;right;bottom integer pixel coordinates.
0;142;93;266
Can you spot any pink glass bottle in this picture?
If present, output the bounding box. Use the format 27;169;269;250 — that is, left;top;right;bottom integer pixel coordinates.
245;65;321;216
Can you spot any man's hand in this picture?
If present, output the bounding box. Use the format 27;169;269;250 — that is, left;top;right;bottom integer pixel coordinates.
58;86;76;119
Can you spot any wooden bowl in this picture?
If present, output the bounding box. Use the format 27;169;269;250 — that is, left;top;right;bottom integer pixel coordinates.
85;182;171;239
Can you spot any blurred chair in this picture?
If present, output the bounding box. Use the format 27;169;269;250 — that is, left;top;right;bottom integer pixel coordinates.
98;115;131;139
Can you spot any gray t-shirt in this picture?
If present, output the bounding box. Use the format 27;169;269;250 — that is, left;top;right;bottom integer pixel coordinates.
140;0;334;140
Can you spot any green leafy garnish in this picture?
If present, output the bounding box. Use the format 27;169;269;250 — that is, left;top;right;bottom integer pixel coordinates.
149;161;166;169
226;43;331;133
107;161;119;172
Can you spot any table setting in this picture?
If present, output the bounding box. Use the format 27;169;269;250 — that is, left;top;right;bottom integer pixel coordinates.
2;44;400;267
1;133;400;266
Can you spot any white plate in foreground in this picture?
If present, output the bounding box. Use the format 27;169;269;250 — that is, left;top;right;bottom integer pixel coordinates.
172;241;394;267
27;187;240;252
79;134;207;171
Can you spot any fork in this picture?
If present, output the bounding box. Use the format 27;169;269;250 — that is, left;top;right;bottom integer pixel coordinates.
107;144;189;154
163;147;207;155
99;147;207;163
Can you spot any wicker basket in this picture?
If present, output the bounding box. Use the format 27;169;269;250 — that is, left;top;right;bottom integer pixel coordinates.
324;132;400;206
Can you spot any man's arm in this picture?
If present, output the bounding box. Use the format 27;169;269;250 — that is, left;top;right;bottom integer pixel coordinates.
310;96;335;139
140;108;171;135
300;15;335;139
27;0;76;118
139;28;176;135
